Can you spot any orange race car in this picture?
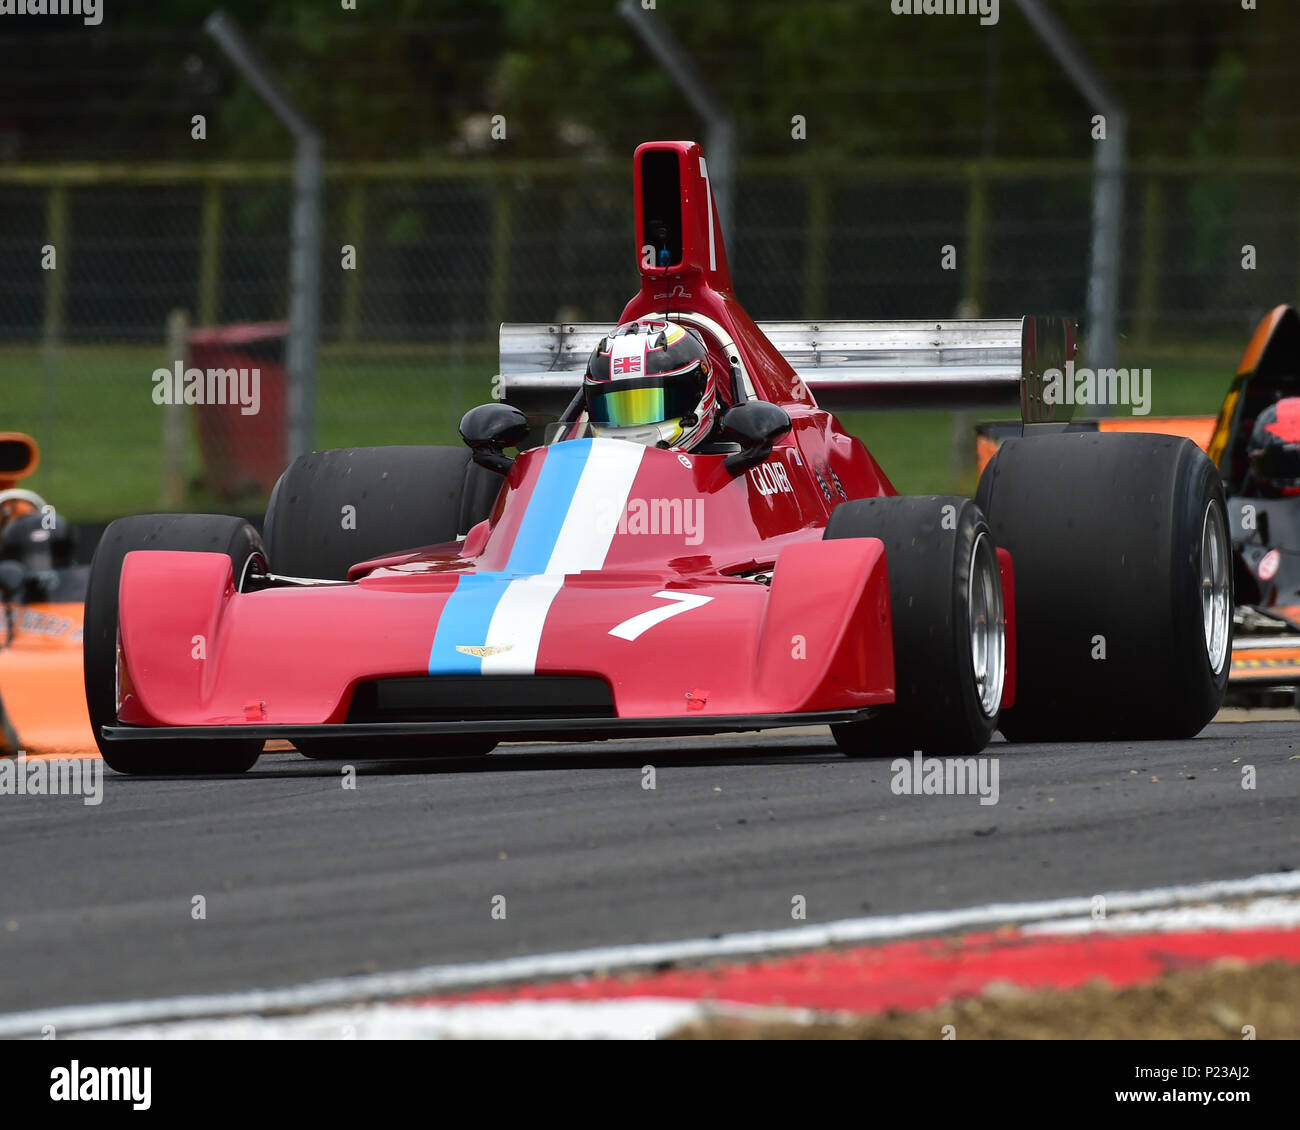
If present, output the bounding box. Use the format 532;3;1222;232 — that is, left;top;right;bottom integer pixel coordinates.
977;304;1300;703
0;433;93;755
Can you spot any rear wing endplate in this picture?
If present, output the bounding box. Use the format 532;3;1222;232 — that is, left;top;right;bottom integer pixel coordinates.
498;317;1077;427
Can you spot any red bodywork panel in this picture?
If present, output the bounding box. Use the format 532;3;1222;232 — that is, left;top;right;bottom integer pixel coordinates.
112;141;1013;737
117;440;897;727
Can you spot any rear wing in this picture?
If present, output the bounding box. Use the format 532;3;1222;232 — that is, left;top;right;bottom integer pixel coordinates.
498;316;1077;426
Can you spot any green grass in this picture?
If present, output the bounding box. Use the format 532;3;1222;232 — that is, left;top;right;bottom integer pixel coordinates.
840;352;1234;496
5;343;1242;521
5;344;494;520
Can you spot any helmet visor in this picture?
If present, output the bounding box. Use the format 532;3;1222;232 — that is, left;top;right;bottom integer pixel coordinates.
587;374;700;428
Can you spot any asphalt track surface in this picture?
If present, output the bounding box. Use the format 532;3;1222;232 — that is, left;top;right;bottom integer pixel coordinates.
2;722;1298;1015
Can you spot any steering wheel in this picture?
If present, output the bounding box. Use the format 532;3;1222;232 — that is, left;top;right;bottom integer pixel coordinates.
0;488;48;531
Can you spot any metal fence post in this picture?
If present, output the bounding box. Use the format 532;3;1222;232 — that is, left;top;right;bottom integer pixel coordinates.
42;182;67;357
197;179;222;326
161;308;190;509
618;0;735;245
340;179;366;344
490;177;514;334
803;175;829;320
1088;114;1127;372
1135;175;1164;351
963;165;990;315
41;180;68;467
1014;0;1126;373
205;10;322;462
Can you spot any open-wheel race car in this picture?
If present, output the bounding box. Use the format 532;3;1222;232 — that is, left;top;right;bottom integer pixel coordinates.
0;432;93;755
83;140;1232;775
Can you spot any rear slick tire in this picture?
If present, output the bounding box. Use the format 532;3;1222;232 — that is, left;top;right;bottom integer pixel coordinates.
976;432;1231;741
263;446;499;581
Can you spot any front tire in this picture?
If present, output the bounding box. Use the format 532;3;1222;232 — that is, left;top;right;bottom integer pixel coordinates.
825;496;1004;757
84;515;267;775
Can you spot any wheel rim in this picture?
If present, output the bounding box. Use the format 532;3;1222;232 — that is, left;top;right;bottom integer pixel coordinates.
237;551;267;593
1201;500;1231;675
968;530;1006;718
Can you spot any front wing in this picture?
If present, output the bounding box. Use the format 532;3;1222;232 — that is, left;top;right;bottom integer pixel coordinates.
106;537;897;743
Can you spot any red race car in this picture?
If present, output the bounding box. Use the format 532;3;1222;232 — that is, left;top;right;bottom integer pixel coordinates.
83;141;1232;775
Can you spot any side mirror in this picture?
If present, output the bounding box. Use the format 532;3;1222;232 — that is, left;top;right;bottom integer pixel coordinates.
721;401;792;472
460;403;530;475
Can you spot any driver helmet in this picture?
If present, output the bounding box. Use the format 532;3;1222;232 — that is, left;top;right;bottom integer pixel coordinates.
583;319;717;450
1248;397;1300;496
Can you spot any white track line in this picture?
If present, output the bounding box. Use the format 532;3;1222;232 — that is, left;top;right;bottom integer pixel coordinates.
3;870;1299;1039
73;999;734;1041
74;897;1300;1040
1024;895;1300;935
63;896;1300;1041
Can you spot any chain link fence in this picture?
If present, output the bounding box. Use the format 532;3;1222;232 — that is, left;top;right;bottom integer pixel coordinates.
4;157;1299;516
